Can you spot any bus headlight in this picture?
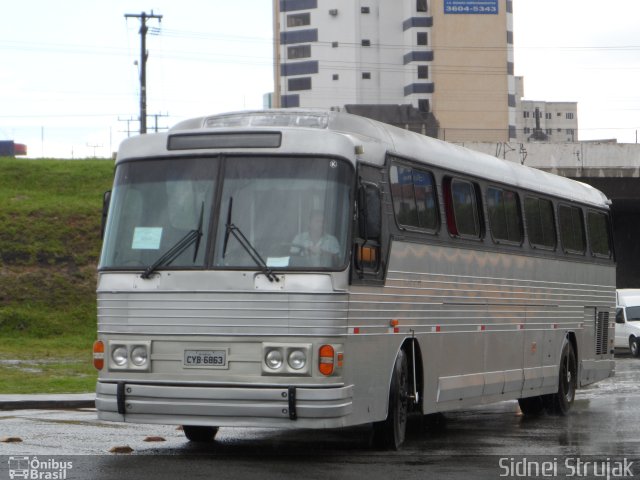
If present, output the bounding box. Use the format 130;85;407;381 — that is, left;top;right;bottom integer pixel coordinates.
108;341;151;371
112;346;128;367
262;343;312;376
265;349;284;370
288;350;306;370
131;346;148;367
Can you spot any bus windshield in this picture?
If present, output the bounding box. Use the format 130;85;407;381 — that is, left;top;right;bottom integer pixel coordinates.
214;156;352;270
100;156;352;272
100;157;219;270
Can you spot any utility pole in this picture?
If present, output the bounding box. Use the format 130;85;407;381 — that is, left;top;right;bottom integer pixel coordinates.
125;11;163;134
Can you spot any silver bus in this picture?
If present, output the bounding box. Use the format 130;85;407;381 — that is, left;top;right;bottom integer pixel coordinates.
94;110;615;449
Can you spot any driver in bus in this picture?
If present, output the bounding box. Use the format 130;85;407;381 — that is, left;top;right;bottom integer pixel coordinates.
290;210;340;266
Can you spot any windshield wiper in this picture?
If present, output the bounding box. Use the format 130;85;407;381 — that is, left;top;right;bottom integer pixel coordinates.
222;196;279;283
141;202;204;279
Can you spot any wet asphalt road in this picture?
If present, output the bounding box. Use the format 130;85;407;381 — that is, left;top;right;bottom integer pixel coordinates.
1;355;640;480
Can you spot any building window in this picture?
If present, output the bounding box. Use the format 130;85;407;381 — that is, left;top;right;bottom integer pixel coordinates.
417;32;428;46
281;0;317;13
288;77;312;91
418;65;428;79
332;41;339;48
523;111;530;118
557;112;562;117
281;29;318;44
418;99;429;112
362;72;371;79
361;6;370;13
287;45;311;59
417;0;427;12
362;39;371;47
332;74;339;80
287;12;311;27
524;127;531;134
566;112;574;120
546;129;553;135
545;113;552;119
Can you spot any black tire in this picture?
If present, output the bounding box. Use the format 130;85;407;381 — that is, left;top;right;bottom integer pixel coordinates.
630;337;640;358
373;349;409;450
518;395;545;416
183;425;219;442
544;341;577;415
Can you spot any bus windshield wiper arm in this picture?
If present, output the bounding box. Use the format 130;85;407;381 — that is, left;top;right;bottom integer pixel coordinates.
222;197;278;283
141;202;204;279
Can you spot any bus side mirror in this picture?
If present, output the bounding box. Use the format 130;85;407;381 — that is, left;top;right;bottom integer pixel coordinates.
101;190;111;239
358;182;381;242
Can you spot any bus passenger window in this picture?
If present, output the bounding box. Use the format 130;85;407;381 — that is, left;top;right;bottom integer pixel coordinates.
558;205;586;254
587;211;612;258
524;197;556;249
389;163;438;231
446;178;481;238
487;187;523;244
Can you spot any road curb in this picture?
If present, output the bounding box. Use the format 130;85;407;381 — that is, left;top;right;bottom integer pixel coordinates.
0;394;95;411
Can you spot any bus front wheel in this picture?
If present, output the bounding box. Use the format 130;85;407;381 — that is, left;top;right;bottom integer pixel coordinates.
544;341;577;415
183;425;219;442
373;349;409;450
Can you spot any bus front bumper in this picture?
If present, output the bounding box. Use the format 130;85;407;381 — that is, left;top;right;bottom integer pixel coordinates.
95;381;354;428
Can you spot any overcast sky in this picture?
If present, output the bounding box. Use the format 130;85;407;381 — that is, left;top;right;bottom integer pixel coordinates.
1;0;639;157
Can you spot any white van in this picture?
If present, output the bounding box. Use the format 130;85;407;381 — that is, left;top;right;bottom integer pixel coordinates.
615;289;640;357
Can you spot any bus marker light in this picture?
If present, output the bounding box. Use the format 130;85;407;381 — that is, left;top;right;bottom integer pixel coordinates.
319;345;335;376
337;352;344;368
93;340;104;370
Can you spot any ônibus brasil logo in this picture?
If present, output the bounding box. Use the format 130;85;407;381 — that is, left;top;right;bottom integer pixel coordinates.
8;456;72;480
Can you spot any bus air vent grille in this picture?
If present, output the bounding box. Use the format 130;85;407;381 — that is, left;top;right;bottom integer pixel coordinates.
595;311;609;355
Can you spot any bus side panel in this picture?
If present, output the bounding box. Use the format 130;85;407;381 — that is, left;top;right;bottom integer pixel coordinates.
346;240;615;416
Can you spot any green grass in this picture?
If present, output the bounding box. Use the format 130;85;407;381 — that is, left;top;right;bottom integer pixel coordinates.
0;157;114;393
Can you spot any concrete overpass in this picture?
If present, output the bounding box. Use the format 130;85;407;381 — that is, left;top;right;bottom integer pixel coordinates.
461;141;640;288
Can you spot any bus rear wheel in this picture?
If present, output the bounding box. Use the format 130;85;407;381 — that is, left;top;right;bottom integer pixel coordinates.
183;425;219;442
544;341;577;415
373;349;409;450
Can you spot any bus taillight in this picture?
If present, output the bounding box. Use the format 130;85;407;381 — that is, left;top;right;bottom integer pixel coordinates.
319;344;335;376
93;340;105;370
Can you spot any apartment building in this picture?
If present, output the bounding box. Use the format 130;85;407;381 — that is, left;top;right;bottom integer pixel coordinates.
515;76;579;143
274;0;517;142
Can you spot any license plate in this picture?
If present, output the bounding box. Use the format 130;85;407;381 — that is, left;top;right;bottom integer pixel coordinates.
183;350;227;368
